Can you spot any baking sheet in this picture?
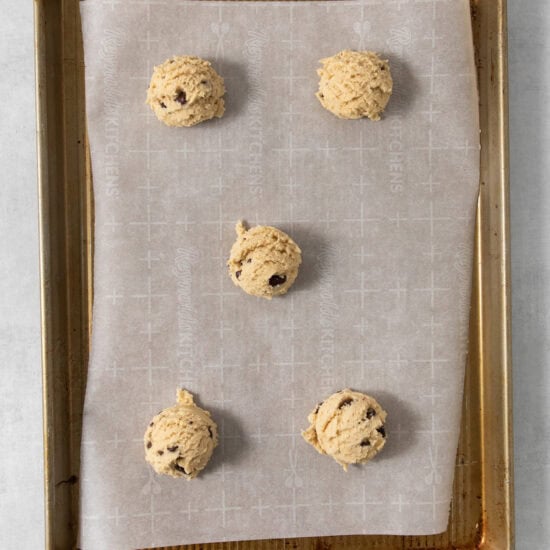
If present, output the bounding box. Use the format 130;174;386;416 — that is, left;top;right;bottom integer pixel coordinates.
79;1;479;548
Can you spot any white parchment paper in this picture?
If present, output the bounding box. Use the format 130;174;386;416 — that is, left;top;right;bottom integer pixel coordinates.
79;1;479;548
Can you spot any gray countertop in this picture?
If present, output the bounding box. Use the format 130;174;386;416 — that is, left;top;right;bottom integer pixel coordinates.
0;1;547;548
509;2;550;548
0;1;43;548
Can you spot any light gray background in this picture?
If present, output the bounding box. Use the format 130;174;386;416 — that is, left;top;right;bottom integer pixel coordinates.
0;1;547;548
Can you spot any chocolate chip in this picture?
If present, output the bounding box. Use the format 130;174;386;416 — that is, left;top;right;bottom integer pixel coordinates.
208;426;213;438
146;441;152;449
338;398;354;409
175;90;187;105
366;408;376;419
201;80;208;85
159;101;167;109
149;422;154;427
157;450;164;456
167;446;178;452
377;426;386;438
247;258;252;263
268;274;286;287
314;401;324;414
360;438;371;447
235;270;242;279
174;463;187;475
189;421;193;425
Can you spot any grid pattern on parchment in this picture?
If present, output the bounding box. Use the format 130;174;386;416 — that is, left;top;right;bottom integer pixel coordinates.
79;1;479;548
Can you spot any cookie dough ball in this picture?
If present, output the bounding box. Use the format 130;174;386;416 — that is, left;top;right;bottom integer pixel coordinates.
302;389;387;470
227;221;302;299
144;389;218;479
146;56;225;127
316;50;392;121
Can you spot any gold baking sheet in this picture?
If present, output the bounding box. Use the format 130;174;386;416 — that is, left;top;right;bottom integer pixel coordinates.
35;0;512;548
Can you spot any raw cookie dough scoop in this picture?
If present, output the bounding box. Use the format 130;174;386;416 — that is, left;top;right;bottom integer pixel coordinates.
227;221;302;299
146;55;225;127
144;389;218;479
302;389;387;470
316;50;393;121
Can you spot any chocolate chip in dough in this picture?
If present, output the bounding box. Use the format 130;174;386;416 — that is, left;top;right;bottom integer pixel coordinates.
338;398;354;409
366;408;376;419
175;90;187;105
268;274;286;287
377;426;386;438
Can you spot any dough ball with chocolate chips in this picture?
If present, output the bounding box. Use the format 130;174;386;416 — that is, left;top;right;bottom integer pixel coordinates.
227;221;302;299
146;55;225;127
144;389;218;479
316;50;392;121
302;389;387;470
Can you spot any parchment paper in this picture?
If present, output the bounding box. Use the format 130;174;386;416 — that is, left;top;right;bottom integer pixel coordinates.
79;1;479;548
